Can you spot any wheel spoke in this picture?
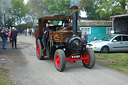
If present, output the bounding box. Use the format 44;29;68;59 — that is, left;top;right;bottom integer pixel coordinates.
104;48;106;52
83;53;90;64
37;43;40;56
55;54;60;67
102;47;109;53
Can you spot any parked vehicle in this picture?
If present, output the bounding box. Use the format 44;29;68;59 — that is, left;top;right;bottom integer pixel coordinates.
35;5;95;72
87;34;128;53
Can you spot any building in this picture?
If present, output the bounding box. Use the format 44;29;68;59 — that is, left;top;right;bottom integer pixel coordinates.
111;14;128;34
78;20;112;42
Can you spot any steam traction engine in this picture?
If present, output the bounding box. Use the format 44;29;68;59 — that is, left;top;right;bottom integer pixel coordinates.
35;6;95;72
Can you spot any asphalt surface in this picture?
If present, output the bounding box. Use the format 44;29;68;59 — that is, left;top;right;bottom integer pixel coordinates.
0;34;128;85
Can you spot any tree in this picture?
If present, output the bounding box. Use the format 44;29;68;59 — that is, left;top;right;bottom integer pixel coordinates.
79;0;100;20
43;0;71;14
96;0;128;20
8;0;29;28
0;3;2;26
0;0;12;27
26;0;47;27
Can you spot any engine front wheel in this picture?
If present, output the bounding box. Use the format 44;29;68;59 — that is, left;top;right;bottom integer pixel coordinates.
54;49;66;72
82;48;95;69
36;39;44;60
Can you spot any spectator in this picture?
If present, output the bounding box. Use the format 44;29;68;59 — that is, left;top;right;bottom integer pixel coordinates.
94;37;97;41
29;29;32;36
82;32;88;44
0;27;2;37
27;28;29;36
32;28;35;36
24;29;27;36
8;28;11;43
0;27;2;32
10;27;18;49
1;28;8;49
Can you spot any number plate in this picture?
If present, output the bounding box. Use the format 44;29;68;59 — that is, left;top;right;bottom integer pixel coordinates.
71;55;80;58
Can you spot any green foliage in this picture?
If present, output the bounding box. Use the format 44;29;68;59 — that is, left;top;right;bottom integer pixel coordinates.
80;0;101;20
3;0;128;28
80;0;128;20
6;17;15;27
7;0;30;28
19;22;34;29
96;0;128;20
43;0;71;14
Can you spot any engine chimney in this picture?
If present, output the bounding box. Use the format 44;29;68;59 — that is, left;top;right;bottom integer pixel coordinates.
70;5;78;36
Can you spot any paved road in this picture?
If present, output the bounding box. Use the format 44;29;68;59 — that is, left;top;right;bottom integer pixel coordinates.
0;34;128;85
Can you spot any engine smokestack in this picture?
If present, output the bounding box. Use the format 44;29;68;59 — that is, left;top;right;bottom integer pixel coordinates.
70;5;78;36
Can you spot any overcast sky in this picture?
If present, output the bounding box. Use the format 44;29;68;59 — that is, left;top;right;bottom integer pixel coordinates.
24;0;29;4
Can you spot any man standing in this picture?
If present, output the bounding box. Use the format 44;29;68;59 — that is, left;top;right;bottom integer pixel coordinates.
42;22;50;51
32;28;35;36
24;29;27;36
1;28;8;49
27;28;29;36
0;27;2;33
82;32;88;44
10;27;18;49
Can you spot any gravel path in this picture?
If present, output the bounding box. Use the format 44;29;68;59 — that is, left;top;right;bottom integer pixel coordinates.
0;34;128;85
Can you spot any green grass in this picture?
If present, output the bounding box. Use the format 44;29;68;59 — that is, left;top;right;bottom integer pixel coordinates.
96;53;128;74
0;68;14;85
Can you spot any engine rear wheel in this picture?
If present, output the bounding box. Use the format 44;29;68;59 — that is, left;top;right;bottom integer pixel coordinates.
36;39;44;60
54;49;66;72
82;48;95;69
101;46;109;53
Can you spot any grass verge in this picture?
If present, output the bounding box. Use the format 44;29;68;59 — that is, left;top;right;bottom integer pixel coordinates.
96;53;128;74
0;68;14;85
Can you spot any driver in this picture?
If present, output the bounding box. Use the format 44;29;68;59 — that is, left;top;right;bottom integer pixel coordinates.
62;21;69;27
42;22;50;51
